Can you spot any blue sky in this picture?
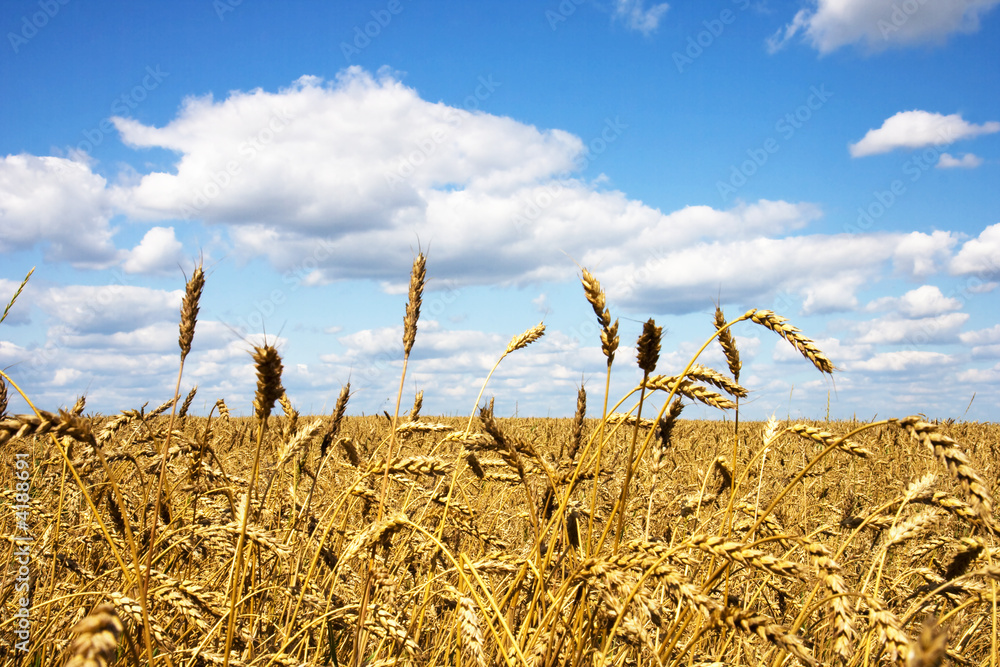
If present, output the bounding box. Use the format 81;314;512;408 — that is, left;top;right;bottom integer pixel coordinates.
1;0;999;421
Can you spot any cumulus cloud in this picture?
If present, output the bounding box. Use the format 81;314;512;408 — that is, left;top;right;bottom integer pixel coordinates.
957;362;1000;383
849;111;1000;157
772;336;872;364
602;231;948;315
891;231;958;278
768;0;1000;54
866;285;963;318
960;324;1000;346
123;226;185;274
3;70;982;323
950;223;1000;279
115;69;581;227
613;0;670;35
36;285;182;335
937;152;984;168
959;326;1000;359
849;350;955;372
0;155;118;266
853;312;968;345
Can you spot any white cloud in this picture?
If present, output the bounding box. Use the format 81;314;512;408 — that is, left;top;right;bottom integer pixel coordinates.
5;70;983;323
960;324;1000;346
957;362;1000;383
853;312;968;345
866;285;963;318
970;345;1000;359
960;325;1000;360
937;152;984;169
36;285;182;334
603;231;942;315
123;226;185;275
849;111;1000;157
892;230;958;278
850;350;955;372
0;154;118;266
950;223;1000;279
614;0;670;35
769;0;1000;54
115;69;581;227
772;336;872;364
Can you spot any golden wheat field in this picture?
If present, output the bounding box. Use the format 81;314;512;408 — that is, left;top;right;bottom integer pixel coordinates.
1;260;997;667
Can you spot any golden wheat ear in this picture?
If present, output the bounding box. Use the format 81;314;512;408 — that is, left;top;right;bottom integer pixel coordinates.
65;603;123;667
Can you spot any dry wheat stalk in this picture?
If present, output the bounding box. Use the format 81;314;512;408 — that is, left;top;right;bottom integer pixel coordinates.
0;409;97;448
65;603;123;667
395;421;455;435
896;416;995;526
863;593;909;663
567;383;587;460
277;418;324;466
108;592;172;651
179;263;205;362
906;617;947;667
642;375;736;410
178;385;198;419
714;305;741;382
711;606;818;667
1;266;33;326
341;514;409;564
403;253;426;356
685;534;808;579
686;364;748;398
801;539;858;660
745;309;834;374
252;344;284;421
636;318;662;374
607;412;657;429
580;267;619;362
0;376;8;418
787;423;872;458
409;389;423;419
458;595;487;667
321;383;351;457
887;510;941;547
148;397;174;417
506;321;546;354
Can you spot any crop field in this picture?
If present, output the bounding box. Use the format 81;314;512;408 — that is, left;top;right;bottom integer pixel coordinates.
1;260;997;667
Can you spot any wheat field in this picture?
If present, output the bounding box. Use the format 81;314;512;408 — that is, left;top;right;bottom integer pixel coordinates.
1;260;997;667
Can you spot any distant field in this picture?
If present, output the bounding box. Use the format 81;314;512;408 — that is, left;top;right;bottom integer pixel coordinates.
2;409;997;666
